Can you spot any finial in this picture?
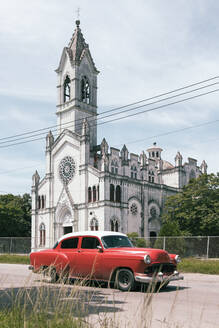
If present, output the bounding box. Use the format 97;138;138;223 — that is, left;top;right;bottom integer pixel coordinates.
153;142;157;146
76;20;80;27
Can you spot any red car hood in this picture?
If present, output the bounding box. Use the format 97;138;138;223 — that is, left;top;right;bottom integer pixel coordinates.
104;247;171;263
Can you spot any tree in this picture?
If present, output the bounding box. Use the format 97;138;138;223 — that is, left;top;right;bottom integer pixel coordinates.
127;232;149;247
0;193;31;237
161;173;219;236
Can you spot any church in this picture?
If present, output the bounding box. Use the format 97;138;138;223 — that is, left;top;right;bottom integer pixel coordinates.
31;20;207;251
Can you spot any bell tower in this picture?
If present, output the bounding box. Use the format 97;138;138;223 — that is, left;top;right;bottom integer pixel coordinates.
55;20;99;148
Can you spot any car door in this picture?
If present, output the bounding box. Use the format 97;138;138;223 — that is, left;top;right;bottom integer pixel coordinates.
59;237;79;276
77;236;103;279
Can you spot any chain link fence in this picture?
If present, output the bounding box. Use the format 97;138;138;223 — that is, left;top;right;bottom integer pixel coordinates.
0;237;31;254
130;236;219;258
0;236;218;258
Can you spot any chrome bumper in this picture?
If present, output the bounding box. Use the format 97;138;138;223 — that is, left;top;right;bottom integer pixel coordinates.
135;271;184;284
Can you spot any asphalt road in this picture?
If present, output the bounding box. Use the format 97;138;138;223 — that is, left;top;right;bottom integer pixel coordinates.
0;264;219;328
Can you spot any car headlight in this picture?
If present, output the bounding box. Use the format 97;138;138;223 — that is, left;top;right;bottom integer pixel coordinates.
175;255;181;263
144;254;151;264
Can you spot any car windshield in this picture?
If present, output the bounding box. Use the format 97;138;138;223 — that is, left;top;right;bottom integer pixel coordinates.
101;235;134;249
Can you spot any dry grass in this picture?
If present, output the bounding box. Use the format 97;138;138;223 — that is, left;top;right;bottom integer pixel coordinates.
0;263;213;328
0;272;185;328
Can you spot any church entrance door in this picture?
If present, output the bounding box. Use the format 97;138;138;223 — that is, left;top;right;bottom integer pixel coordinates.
64;226;72;234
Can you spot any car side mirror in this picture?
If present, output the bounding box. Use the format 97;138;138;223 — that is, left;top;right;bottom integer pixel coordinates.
97;245;104;253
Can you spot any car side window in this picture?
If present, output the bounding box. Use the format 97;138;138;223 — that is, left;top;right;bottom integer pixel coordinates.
81;237;100;249
61;237;79;249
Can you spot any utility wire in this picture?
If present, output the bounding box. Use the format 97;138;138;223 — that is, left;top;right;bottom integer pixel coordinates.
0;87;219;148
116;119;219;147
95;82;219;123
1;82;219;146
1;75;219;143
1;125;219;177
96;87;219;126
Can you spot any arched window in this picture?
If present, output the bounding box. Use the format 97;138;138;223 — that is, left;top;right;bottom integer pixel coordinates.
111;160;118;174
149;170;154;183
90;218;98;231
93;186;96;202
81;76;90;104
88;187;92;203
116;185;121;202
41;196;44;209
111;160;115;174
189;170;196;180
39;223;46;246
150;207;157;218
131;165;137;179
38;196;41;209
111;217;119;232
64;75;71;102
110;184;115;202
115;161;118;174
97;185;99;201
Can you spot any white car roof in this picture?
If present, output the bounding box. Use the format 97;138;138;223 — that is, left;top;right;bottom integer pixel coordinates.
58;231;127;243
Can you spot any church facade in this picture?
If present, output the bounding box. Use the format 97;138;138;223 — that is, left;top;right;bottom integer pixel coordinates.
31;21;207;251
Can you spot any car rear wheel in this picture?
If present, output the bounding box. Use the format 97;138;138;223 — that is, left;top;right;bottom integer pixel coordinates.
116;269;134;291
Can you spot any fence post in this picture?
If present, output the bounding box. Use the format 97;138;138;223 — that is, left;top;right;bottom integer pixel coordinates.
163;237;166;250
9;237;13;254
206;236;210;259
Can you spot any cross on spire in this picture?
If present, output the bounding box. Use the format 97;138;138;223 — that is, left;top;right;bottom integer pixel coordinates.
76;7;80;19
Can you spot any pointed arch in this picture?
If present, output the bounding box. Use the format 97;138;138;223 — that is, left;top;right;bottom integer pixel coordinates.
93;186;96;202
64;75;71;102
88;187;92;203
110;216;119;232
189;169;196;180
90;218;99;231
38;196;41;209
110;184;115;202
116;185;121;202
81;76;90;104
39;223;46;247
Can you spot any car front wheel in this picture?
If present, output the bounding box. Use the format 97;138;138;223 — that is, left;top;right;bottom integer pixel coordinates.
116;269;134;291
50;267;59;283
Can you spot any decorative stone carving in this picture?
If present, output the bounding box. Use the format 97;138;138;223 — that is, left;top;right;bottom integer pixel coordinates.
32;170;40;187
175;151;183;167
59;156;76;184
46;130;54;151
121;144;129;165
130;203;138;215
101;138;109;157
200;160;208;174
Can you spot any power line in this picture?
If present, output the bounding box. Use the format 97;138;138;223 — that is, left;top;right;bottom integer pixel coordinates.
0;87;219;149
116;119;219;147
96;87;219;126
1;80;217;145
1;82;219;147
96;81;219;123
1;75;219;143
1;124;219;177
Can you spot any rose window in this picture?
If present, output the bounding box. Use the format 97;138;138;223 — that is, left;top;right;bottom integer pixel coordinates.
130;203;138;215
59;156;76;184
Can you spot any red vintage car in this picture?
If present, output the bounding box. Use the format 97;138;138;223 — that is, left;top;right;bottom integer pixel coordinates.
29;231;183;291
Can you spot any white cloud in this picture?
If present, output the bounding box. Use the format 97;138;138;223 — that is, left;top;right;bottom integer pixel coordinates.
0;0;219;194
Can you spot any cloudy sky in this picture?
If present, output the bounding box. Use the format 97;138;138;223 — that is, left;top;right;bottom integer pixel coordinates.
0;0;219;195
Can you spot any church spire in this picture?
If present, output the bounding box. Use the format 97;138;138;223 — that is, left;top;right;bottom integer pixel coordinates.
64;20;98;71
55;20;99;148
